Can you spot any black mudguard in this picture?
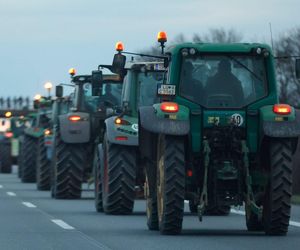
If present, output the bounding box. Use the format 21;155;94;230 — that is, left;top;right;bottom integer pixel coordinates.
139;106;190;135
59;112;90;143
263;110;300;138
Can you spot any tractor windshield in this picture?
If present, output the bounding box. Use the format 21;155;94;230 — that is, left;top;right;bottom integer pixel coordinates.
137;71;163;106
179;54;268;108
101;82;123;107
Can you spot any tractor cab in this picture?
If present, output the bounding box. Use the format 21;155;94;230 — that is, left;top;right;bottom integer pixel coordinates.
70;71;122;115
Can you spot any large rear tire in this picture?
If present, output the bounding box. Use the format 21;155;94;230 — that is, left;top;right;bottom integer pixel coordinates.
21;135;37;183
263;139;293;235
18;138;24;178
0;141;12;173
52;128;86;199
94;145;103;212
145;174;159;230
50;126;58;198
102;135;137;215
36;136;51;190
157;135;185;235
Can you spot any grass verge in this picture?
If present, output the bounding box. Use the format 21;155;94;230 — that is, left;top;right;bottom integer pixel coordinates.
292;195;300;205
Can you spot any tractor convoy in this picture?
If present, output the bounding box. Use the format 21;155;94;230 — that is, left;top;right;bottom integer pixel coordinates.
1;32;300;237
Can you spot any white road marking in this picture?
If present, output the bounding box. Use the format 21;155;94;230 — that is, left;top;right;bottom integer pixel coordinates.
184;200;189;204
289;221;300;227
22;202;37;208
0;185;3;188
231;208;300;228
6;191;16;196
230;208;245;215
52;219;75;230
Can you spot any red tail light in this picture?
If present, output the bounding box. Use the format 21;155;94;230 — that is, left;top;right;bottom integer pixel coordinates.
69;115;81;122
273;104;291;115
160;102;179;113
187;170;193;177
5;132;13;138
115;136;128;141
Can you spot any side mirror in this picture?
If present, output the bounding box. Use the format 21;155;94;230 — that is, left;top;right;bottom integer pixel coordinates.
91;70;103;96
296;59;300;80
55;86;63;98
112;53;126;75
164;57;169;68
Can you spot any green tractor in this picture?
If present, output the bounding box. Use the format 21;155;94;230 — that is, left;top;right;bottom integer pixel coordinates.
17;113;37;178
0;114;13;173
0;112;35;174
35;86;73;191
51;69;123;199
114;33;300;235
20;97;52;184
94;58;165;214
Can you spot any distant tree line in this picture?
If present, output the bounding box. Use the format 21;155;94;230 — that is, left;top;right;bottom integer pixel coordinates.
0;97;31;110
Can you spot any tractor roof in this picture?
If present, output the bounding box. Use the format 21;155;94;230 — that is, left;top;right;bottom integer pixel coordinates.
168;42;272;55
125;61;165;71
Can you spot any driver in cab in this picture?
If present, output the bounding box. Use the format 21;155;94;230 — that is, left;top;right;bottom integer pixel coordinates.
204;59;244;106
103;84;118;106
180;61;204;101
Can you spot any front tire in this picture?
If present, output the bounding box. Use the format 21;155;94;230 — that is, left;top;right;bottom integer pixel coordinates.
263;139;293;235
18;138;24;178
145;174;159;230
94;145;103;212
21;135;37;183
157;135;185;235
36;136;51;190
0;141;12;173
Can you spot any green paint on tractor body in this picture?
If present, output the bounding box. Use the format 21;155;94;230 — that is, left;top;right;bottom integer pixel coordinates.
24;97;52;139
110;62;165;144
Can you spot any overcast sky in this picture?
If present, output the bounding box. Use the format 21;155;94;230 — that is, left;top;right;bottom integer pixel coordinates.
0;0;299;98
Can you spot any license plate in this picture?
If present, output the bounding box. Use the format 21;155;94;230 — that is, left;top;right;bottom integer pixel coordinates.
157;84;176;96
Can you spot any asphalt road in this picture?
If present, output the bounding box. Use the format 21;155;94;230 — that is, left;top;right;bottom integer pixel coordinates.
1;166;300;250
